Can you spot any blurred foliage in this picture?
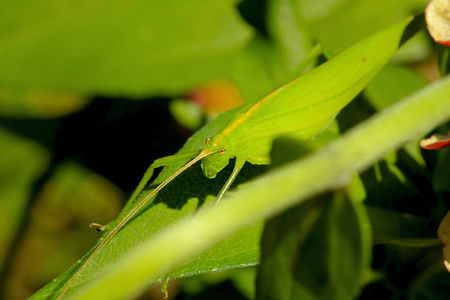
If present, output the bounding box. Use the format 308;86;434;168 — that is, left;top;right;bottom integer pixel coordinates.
0;0;449;299
0;89;90;119
2;162;122;300
0;127;49;270
0;0;253;96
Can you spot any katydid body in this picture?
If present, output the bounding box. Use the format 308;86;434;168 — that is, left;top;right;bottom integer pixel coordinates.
54;17;414;299
199;28;399;193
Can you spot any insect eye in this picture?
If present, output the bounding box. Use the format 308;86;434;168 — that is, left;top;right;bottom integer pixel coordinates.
218;148;226;154
205;137;212;144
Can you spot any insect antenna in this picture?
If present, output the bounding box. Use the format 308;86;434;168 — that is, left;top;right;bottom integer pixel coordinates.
56;149;215;300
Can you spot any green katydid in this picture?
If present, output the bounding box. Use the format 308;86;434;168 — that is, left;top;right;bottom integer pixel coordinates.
54;16;417;299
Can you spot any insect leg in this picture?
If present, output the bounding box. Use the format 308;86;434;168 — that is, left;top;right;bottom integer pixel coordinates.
90;150;201;232
128;150;202;209
215;158;246;205
58;151;212;300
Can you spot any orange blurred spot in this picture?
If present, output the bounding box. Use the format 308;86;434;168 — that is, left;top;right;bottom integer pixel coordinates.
187;81;244;115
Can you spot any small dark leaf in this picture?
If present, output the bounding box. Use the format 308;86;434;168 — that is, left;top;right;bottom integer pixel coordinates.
431;147;450;199
409;269;450;299
256;191;371;300
368;206;439;246
437;44;450;76
438;211;450;271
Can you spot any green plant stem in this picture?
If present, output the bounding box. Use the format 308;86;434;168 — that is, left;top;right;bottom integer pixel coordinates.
71;75;450;300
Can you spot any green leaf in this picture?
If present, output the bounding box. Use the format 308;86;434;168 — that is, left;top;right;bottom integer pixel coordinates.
297;0;429;57
266;0;312;72
32;16;424;299
0;1;252;96
256;192;371;300
67;75;450;300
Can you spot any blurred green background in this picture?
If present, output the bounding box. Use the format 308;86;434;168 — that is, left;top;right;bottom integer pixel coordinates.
2;0;448;299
